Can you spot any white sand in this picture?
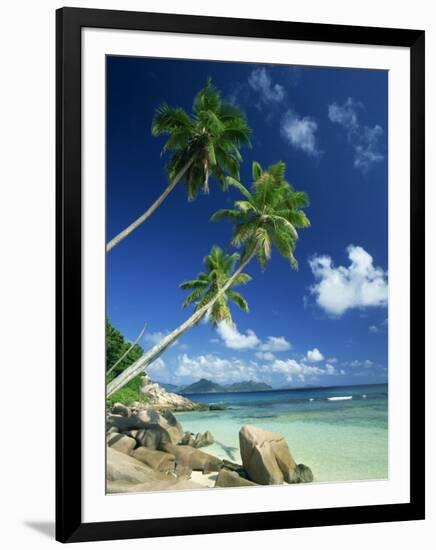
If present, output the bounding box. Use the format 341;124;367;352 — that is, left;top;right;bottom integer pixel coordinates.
189;470;218;488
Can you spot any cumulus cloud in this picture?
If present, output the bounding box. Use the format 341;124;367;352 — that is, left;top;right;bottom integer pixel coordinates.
328;97;384;172
175;353;261;385
309;245;388;316
147;357;165;373
255;351;276;361
270;358;338;383
174;353;345;386
281;110;321;156
306;348;324;362
216;322;260;350
248;68;286;105
349;359;374;369
369;325;379;334
216;322;291;355
259;336;291;352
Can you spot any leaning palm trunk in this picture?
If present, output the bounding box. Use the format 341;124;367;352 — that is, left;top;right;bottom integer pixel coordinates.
106;321;147;377
106;157;195;252
106;248;257;397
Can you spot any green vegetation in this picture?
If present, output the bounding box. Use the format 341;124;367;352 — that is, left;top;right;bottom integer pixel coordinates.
107;161;310;398
107;78;251;251
152;77;251;200
211;160;310;269
106;319;149;407
105;79;311;398
180;245;251;327
106;373;148;408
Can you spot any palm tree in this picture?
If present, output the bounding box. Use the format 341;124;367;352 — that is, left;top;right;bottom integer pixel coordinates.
180;245;251;326
106;161;310;397
211;160;311;270
107;246;252;397
106;79;251;252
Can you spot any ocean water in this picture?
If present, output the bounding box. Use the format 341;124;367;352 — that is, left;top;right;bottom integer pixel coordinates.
174;384;388;483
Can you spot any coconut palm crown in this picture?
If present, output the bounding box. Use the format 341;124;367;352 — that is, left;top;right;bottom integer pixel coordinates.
180;245;251;327
211;161;311;269
152;78;251;201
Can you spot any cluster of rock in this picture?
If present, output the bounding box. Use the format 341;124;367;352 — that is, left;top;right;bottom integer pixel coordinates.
138;375;208;411
106;403;313;493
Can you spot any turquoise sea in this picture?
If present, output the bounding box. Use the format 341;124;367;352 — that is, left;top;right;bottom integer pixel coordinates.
175;383;388;483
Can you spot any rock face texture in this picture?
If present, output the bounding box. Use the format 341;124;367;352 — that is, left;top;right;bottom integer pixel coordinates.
140;375;204;411
111;402;131;417
107;478;202;493
215;468;257;488
239;425;298;485
164;443;223;474
107;447;169;484
180;430;215;448
137;409;184;444
131;447;175;474
105;400;314;493
107;433;136;455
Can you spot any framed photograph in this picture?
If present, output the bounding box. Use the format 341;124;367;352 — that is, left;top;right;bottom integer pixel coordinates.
56;7;425;543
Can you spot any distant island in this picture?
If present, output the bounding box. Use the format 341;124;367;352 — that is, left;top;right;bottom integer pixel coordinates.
156;378;273;395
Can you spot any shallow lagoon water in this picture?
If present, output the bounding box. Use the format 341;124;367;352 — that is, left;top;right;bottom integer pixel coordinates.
175;383;388;483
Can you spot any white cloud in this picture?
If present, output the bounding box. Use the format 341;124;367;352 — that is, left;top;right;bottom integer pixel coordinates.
173;353;346;386
147;357;166;374
306;347;324;362
144;331;178;347
349;359;374;369
270;359;338;383
309;245;388;316
328;97;360;130
369;325;379;334
216;322;260;350
325;364;337;375
281;110;320;156
216;323;291;355
248;68;285;104
328;97;384;172
353;125;384;171
259;336;291;352
255;351;276;361
175;353;261;385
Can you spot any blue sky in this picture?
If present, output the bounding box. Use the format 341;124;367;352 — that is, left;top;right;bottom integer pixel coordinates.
107;56;388;389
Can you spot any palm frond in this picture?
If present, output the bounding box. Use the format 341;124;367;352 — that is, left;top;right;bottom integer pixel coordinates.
227;290;249;312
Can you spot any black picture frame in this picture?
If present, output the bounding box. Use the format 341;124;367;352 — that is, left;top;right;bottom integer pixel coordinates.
56;6;425;543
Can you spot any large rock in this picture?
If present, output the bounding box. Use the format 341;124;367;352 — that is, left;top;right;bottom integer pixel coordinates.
131;447;175;473
164;443;223;474
107;447;170;484
135;425;172;451
288;463;314;483
107;433;136;455
107;478;203;493
137;409;184;444
175;462;192;480
180;432;195;446
107;426;120;435
215;468;257;488
140;375;204;411
193;431;214;448
111;402;131;417
239;425;297;485
180;430;214;448
107;410;182;444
